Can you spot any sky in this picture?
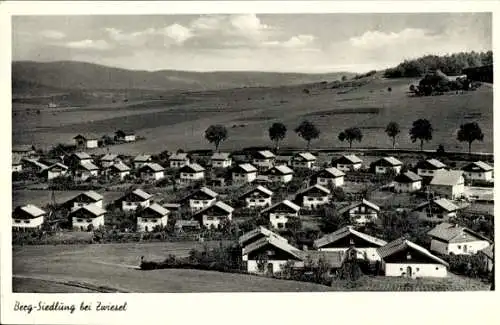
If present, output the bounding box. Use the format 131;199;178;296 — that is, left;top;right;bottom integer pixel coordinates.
12;13;492;73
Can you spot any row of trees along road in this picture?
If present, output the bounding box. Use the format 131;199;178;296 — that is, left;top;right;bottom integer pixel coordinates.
203;120;485;153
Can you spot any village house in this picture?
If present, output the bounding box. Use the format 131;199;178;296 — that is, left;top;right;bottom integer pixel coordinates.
311;167;345;187
193;201;234;228
238;226;288;248
261;200;301;229
427;222;492;256
179;163;205;184
133;154;152;169
169;153;190;168
115;130;136;142
377;237;449;278
100;153;120;168
332;154;363;172
314;226;388;262
394;171;422;193
22;158;48;173
120;189;152;211
70;204;106;231
73;134;99;149
291;152;317;170
338;199;380;225
239;185;273;208
372;156;403;175
12;144;36;159
39;163;69;181
73;160;100;181
106;161;131;180
479;244;494;273
163;203;182;214
462;161;494;181
294;184;331;209
415;158;447;178
66;152;93;167
185;187;219;212
174;219;201;233
12;156;23;173
137;203;170;232
232;163;258;185
413;198;461;221
263;165;294;183
252;150;276;170
210;152;232;168
65;190;103;211
275;155;292;166
139;162;165;181
12;205;46;230
429;170;465;199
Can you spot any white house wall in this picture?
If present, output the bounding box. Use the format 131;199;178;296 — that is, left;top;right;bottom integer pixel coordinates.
137;216;168;232
383;262;447;278
122;199;150;211
245;197;272;208
12;216;44;229
72;215;104;230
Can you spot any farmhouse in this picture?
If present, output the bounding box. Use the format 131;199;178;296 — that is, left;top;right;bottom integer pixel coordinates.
294;184;331;209
462;161;493;181
232;163;258;185
238;226;288;248
372;156;402;175
12;205;46;230
66;152;93;168
479;244;494;273
115;130;136;142
73;134;99;149
429;170;465;199
413;198;460;221
169;153;190;168
179;163;205;184
264;165;294;183
427;222;492;256
22;158;48;173
133;154;152;169
138;163;165;181
312;167;345;187
120;189;152;211
416;158;447;177
338;199;380;225
100;153;120;168
332;154;362;172
12;157;23;172
377;237;449;278
137;203;170;232
193;201;234;229
73;160;100;181
185;186;219;212
394;171;422;193
314;226;387;262
65;190;103;211
261;200;300;229
70;204;106;231
39;163;69;180
106;161;131;180
239;185;273;208
252;150;276;169
12;144;36;158
291;152;317;170
242;235;303;274
210;152;232;168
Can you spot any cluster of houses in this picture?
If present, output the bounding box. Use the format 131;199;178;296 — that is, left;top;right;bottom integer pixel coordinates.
73;131;137;149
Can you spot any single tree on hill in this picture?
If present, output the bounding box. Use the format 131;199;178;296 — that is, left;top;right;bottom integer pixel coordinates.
409;119;433;151
268;122;287;152
385;122;401;149
205;125;228;152
338;127;363;149
295;120;320;150
457;122;484;154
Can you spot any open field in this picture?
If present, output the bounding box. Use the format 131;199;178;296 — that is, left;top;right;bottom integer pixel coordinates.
12;190;124;208
13;77;493;154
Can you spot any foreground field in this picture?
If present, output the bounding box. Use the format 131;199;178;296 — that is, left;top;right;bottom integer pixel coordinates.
13;243;489;292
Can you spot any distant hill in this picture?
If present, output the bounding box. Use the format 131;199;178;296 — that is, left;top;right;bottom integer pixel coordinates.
12;61;352;94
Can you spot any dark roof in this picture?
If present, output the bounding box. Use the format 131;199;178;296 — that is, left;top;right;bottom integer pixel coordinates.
413;198;459;213
239;186;273;199
73;133;99;140
462;161;493;172
261;200;300;214
338;199;380;215
416;159;447;170
293;152;317;162
314;226;387;248
377;237;449;267
139;162;165;172
394;171;422;183
13;204;46;219
427;222;492;243
333;154;362;165
180;163;205;173
373;156;403;167
314;167;345;178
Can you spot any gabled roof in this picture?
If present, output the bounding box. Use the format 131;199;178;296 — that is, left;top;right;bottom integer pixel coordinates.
180;163;205;173
374;156;403;167
129;189;152;201
234;163;258;173
170;153;189;160
139;162;165;172
44;162;69;171
293;152;317;161
22;158;48;170
394;171;422;183
72;152;92;160
134;154;152;162
413;198;460;213
143;203;170;217
266;165;294;175
101;153;119;161
315;167;345;178
115;129;135;135
377;237;449;267
71;204;106;217
314;226;387;249
430;170;464;186
194;201;234;216
14;204;46;218
110;161;131;172
239;185;273;199
416;158;447;170
254;150;276;159
261;200;300;214
74;133;99;140
462;161;493;172
211;152;231;160
79;160;99;171
77;190;103;202
338;199;380;214
242;235;303;260
427;222;492;244
238;226;288;246
296;184;331;196
334;154;362;164
189;186;219;199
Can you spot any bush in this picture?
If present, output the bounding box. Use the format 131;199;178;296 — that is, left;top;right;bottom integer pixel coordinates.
443;254;489;279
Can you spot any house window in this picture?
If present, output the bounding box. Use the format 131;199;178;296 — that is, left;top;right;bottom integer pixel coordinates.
86;219;92;222
436;267;439;270
250;199;255;202
24;220;30;223
77;219;83;222
458;245;461;249
266;250;275;256
151;219;157;223
15;220;21;223
259;199;265;203
400;268;403;271
416;268;420;271
308;197;315;201
206;216;214;220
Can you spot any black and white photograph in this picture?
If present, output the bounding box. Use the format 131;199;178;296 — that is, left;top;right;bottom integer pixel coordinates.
6;4;496;299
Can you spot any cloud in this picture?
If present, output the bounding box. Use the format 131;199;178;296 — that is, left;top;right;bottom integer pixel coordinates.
39;30;66;40
163;24;192;44
64;39;112;50
349;28;436;49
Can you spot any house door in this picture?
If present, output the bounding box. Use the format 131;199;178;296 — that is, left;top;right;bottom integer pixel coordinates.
463;245;467;253
266;263;274;275
406;266;412;278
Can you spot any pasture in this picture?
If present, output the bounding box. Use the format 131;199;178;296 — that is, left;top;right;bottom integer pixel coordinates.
12;77;493;154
